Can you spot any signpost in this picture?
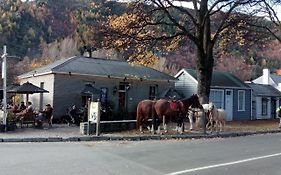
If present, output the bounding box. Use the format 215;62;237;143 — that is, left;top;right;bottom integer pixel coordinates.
88;101;101;136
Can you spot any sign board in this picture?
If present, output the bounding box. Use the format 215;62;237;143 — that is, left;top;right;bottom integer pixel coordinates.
88;101;100;123
0;110;4;123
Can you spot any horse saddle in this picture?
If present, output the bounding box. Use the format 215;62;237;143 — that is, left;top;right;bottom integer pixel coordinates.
170;101;179;111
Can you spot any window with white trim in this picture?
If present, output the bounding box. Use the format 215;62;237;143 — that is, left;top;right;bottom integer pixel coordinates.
210;89;224;108
238;90;245;111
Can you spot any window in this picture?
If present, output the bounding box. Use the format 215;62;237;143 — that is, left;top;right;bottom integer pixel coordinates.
261;98;268;115
238;90;245;111
149;85;157;100
210;89;224;108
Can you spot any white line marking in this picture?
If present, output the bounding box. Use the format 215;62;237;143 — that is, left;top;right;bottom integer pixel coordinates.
166;152;281;175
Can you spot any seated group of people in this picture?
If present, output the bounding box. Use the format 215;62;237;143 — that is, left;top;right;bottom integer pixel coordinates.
10;101;34;117
9;101;53;127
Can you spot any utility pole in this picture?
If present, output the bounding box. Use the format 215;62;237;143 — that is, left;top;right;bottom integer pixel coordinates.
1;45;7;131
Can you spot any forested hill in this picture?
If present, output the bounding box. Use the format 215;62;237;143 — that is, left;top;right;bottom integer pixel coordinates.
0;0;281;83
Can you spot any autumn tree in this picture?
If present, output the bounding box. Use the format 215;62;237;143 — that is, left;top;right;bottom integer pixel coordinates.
104;0;264;102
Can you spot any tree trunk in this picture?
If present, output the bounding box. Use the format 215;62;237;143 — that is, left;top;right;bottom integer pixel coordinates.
196;47;214;134
195;0;214;134
197;49;213;104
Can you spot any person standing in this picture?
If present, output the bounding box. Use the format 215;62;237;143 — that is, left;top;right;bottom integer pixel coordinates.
276;105;281;128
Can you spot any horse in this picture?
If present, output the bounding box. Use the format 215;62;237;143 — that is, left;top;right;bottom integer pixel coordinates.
200;102;226;132
208;102;227;132
136;99;157;133
188;108;205;130
154;94;202;134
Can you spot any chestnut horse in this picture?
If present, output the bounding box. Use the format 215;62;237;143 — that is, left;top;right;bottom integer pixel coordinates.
154;94;202;133
136;94;201;133
136;99;156;133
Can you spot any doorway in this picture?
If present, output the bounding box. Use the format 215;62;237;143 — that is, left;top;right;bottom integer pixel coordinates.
225;89;233;121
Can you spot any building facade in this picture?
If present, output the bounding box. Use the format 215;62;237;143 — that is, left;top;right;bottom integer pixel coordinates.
18;56;176;119
175;68;252;121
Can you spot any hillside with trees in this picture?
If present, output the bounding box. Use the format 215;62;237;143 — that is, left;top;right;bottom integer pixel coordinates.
0;0;281;85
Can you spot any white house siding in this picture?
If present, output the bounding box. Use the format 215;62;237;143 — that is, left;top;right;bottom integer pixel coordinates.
175;72;197;97
19;74;55;112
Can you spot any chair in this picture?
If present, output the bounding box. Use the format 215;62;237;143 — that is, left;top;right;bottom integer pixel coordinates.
19;111;36;128
41;115;53;128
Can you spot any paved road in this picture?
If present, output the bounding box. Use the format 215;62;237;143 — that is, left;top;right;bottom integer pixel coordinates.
1;133;281;175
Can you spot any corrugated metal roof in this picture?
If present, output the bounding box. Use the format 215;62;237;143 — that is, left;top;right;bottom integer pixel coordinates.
19;56;176;81
183;68;250;88
246;82;281;97
270;74;281;84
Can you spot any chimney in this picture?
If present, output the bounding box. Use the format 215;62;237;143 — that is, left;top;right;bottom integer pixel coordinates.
262;68;270;85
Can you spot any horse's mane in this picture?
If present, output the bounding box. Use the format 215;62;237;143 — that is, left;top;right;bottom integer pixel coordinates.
180;94;202;109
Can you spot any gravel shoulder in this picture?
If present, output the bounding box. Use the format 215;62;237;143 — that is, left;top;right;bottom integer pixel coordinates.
0;119;279;139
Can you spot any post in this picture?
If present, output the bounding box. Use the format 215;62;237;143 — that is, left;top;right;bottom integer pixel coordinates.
1;45;7;132
95;101;101;136
88;101;101;136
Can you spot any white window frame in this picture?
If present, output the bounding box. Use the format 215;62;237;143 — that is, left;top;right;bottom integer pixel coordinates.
238;90;245;111
210;89;224;109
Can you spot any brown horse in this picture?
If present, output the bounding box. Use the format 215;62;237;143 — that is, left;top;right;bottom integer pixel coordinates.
136;99;156;133
154;94;202;133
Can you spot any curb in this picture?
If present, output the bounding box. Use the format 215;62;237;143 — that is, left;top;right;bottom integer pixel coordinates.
0;129;280;143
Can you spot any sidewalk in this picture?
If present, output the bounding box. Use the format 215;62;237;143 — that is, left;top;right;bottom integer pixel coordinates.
0;120;280;142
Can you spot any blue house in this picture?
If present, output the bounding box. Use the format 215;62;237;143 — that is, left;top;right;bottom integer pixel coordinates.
246;82;281;120
175;68;252;121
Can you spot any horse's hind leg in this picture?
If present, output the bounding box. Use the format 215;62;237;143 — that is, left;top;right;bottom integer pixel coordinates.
150;124;155;134
163;115;168;133
140;125;143;133
188;112;194;130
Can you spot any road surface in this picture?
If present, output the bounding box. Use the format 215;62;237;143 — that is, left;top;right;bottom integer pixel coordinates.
1;133;281;175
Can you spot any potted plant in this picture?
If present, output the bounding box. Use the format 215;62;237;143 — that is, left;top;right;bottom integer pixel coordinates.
6;112;17;131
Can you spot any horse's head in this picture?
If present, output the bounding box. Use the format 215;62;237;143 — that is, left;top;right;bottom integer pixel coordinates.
180;94;202;111
190;94;202;109
209;102;215;111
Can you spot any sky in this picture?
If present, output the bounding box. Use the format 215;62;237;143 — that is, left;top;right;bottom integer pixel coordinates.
172;1;281;20
19;0;281;19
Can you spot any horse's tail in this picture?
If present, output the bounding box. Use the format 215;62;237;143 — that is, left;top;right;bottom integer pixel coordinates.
136;102;142;130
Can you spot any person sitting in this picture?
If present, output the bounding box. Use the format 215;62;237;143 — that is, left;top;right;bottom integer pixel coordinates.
8;103;19;114
35;104;53;127
19;102;26;111
26;101;34;113
16;102;34;118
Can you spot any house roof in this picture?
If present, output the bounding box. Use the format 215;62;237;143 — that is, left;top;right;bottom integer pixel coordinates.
270;74;281;84
176;68;250;89
19;56;176;82
246;82;281;97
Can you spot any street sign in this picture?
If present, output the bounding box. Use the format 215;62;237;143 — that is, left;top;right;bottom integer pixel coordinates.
88;101;100;123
